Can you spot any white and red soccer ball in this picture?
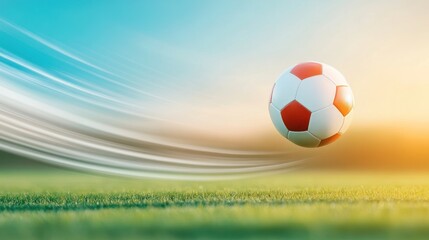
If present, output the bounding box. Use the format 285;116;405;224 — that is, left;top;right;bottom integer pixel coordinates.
269;62;354;148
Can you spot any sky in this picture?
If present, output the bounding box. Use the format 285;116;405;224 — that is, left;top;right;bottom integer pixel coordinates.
2;1;429;137
0;0;429;163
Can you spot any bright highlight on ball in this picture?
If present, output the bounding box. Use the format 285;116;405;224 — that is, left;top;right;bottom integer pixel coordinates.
269;62;354;148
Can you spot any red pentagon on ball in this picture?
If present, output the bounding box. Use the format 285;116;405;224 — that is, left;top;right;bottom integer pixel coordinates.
290;62;322;80
334;86;353;116
280;100;311;131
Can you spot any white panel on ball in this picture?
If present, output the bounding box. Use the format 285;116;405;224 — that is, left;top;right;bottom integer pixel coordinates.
322;64;348;86
308;106;344;139
295;75;336;112
269;104;289;137
271;72;301;110
287;131;321;148
339;110;353;134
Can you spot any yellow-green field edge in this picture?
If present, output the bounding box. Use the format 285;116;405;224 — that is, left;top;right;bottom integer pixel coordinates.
1;169;429;239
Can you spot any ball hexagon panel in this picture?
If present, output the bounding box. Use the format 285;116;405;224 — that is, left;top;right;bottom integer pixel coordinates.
334;86;354;116
290;62;322;80
339;110;353;134
308;106;344;139
269;104;289;137
295;75;336;112
288;131;321;148
280;100;311;131
271;72;301;110
322;64;348;86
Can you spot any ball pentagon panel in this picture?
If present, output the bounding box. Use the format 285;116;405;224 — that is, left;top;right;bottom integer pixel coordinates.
280;100;311;131
319;133;341;147
334;86;354;116
290;62;323;80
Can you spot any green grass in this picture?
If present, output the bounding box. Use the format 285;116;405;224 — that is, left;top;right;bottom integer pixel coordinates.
1;169;429;239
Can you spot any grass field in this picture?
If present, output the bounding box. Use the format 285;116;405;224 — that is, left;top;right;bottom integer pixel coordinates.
1;169;429;239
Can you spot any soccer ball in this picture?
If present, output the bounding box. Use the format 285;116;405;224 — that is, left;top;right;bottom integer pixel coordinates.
269;62;354;148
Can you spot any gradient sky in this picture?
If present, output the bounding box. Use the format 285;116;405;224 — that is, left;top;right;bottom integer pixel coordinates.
1;0;429;140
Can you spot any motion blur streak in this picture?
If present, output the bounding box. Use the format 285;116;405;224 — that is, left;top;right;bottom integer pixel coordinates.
0;20;302;180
